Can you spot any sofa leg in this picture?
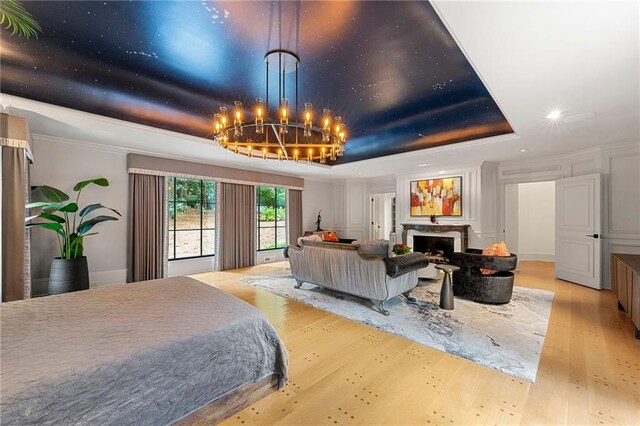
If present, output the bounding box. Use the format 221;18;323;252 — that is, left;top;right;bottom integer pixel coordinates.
371;299;390;316
294;279;304;289
403;291;416;302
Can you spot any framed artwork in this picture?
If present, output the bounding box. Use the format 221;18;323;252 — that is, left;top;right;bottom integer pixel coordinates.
410;176;462;217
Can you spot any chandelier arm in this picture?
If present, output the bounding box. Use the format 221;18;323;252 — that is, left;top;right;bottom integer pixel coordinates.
269;123;290;160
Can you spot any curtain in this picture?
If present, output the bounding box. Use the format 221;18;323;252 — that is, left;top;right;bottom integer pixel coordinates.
127;174;166;283
288;189;303;245
2;147;29;301
217;182;256;271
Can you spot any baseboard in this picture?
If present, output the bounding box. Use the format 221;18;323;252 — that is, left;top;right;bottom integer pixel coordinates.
90;269;127;287
518;253;555;262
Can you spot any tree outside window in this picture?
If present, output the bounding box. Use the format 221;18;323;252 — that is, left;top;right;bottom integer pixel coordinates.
168;177;216;259
257;186;287;250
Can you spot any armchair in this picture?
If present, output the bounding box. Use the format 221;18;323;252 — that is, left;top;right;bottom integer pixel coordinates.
450;249;518;304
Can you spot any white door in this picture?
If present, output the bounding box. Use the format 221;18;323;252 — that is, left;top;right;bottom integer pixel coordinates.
555;173;602;289
370;195;382;239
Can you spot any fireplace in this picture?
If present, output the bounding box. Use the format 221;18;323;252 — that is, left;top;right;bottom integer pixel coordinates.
413;235;455;264
402;223;470;278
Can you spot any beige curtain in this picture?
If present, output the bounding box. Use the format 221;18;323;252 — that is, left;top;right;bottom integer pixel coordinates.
288;189;303;245
2;147;28;301
127;174;166;283
217;182;256;271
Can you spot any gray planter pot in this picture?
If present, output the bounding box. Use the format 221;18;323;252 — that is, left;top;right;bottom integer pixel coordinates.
49;257;90;295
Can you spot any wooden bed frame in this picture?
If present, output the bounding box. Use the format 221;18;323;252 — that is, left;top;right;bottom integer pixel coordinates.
174;374;281;425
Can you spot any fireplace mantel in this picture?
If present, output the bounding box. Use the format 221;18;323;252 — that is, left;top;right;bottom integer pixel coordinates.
402;223;470;251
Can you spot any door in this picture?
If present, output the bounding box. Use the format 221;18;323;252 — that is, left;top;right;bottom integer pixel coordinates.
370;193;395;240
555;173;602;289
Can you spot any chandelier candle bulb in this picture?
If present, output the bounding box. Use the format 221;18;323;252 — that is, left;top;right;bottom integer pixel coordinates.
219;106;228;126
304;102;313;137
255;98;264;134
280;98;289;134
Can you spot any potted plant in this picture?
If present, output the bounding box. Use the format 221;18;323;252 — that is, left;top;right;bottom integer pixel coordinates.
392;243;412;256
25;178;120;294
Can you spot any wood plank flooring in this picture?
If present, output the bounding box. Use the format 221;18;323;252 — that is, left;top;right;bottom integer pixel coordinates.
191;261;640;425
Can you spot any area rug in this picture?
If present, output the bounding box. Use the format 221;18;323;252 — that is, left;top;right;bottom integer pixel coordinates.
241;274;554;382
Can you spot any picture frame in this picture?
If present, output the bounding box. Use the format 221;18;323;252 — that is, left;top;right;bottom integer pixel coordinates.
410;176;462;217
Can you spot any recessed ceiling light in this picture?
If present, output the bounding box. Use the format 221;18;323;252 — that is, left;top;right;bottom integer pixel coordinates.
439;170;447;174
418;163;431;167
546;109;562;120
520;149;529;152
418;133;425;137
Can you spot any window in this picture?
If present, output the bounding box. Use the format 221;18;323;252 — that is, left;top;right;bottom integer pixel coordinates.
168;177;216;260
257;186;287;251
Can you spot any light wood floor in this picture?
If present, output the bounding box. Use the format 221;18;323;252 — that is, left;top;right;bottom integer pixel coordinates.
192;261;640;425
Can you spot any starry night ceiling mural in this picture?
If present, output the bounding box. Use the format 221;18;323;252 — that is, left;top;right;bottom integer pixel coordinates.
0;1;513;164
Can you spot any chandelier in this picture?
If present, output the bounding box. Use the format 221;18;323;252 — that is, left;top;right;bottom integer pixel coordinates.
212;49;346;164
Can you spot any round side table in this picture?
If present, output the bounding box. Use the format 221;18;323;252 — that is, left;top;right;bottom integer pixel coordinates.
435;264;460;310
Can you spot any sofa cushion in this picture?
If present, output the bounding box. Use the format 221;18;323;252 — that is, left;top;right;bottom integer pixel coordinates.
383;253;430;278
481;241;511;275
352;239;390;258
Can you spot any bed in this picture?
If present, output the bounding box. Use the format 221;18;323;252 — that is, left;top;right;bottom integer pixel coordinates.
0;276;288;425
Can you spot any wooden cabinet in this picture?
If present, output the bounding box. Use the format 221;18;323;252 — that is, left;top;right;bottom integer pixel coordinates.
611;253;640;339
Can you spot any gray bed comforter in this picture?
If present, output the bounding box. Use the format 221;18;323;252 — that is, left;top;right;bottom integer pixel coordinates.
0;277;288;425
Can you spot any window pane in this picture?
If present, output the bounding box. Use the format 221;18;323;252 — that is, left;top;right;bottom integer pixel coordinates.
175;178;201;202
168;230;175;260
203;230;215;255
276;227;287;248
175;202;201;230
168;177;175;201
203;204;216;229
168;202;176;230
203;181;216;205
175;230;201;258
259;226;276;250
276;187;286;207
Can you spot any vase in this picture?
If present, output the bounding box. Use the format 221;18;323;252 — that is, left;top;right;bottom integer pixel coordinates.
49;256;90;295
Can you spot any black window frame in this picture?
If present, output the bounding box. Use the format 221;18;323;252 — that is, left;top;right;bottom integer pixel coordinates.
168;177;216;261
256;186;287;251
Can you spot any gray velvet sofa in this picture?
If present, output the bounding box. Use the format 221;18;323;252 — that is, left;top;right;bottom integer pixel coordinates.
284;239;429;315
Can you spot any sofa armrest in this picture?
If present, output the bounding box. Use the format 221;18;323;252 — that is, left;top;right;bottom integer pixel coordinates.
383;253;430;278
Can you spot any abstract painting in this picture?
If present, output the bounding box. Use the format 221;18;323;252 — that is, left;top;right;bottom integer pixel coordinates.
410;177;462;217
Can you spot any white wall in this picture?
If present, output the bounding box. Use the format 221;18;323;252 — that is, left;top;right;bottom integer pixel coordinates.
517;181;555;261
302;179;335;232
30;136;128;293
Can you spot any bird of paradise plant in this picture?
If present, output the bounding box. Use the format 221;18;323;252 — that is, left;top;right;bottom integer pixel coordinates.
25;178;120;260
0;0;42;39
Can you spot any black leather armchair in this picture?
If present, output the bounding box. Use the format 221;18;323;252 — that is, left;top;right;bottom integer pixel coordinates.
450;249;518;304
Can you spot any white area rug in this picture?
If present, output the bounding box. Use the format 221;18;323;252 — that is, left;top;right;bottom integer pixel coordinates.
241;274;554;382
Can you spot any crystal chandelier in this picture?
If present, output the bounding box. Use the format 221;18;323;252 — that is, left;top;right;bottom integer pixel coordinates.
212;49;346;164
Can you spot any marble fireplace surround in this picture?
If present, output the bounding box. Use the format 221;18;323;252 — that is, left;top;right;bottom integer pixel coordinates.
402;224;470;278
402;224;470;251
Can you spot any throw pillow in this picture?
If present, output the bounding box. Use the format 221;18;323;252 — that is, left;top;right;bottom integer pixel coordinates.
480;241;511;275
352;239;390;257
323;231;339;242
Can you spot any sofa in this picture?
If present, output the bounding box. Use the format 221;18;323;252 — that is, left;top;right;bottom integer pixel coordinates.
284;239;430;315
450;248;518;304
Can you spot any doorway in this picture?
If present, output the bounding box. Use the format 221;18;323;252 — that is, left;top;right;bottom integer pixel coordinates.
503;181;556;264
370;193;396;240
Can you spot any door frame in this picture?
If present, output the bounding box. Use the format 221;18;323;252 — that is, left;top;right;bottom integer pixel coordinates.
368;192;396;240
498;173;563;254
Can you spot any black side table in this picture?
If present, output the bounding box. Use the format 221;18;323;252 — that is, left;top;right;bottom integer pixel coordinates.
435;264;459;310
